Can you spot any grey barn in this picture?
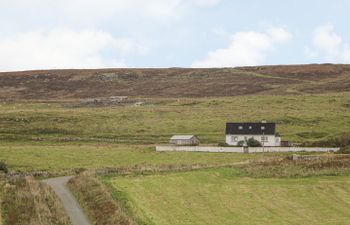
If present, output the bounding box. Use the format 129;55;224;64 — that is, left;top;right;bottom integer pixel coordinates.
169;135;200;146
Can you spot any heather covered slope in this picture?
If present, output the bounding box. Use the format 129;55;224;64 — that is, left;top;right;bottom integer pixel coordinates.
0;64;349;100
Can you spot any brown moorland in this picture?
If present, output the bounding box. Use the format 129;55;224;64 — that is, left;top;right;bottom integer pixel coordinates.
0;64;349;101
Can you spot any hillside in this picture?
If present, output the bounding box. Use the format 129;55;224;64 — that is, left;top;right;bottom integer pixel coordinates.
0;64;349;100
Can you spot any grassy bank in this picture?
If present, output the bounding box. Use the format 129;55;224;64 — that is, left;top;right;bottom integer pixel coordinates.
107;166;350;225
1;176;71;225
67;172;134;225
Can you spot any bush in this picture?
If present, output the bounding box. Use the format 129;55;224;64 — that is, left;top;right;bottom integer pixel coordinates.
218;142;230;147
246;138;262;147
0;161;8;173
237;140;245;147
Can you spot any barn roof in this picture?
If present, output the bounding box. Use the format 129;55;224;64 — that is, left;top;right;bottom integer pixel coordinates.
170;135;197;140
226;122;276;135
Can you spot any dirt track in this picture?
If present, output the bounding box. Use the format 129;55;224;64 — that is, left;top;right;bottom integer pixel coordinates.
44;176;92;225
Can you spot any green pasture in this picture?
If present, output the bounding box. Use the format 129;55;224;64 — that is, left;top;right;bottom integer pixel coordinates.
0;94;349;144
108;168;350;225
0;142;262;172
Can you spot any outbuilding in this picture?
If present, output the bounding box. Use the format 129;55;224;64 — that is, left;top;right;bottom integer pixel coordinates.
169;135;200;146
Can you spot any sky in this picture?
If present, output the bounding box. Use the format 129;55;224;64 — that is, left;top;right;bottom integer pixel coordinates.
1;0;350;71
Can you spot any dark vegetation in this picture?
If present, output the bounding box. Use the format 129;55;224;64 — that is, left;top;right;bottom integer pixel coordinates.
0;64;350;100
302;133;350;149
246;138;262;147
0;162;8;174
238;155;350;178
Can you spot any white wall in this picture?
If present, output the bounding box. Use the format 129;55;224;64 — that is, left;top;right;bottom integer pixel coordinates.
156;146;244;153
248;147;339;153
226;135;280;146
156;146;340;153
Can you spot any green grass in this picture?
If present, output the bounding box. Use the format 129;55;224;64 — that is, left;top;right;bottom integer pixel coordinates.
0;142;262;172
0;93;349;173
108;168;350;225
0;94;349;144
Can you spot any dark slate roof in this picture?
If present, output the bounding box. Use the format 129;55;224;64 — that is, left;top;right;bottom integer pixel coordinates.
226;122;276;135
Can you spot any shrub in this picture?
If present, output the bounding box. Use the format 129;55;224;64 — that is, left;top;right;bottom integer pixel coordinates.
246;138;262;147
0;161;8;173
237;140;245;147
218;142;230;147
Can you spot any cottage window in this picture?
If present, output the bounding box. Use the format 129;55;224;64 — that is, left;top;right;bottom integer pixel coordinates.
261;136;268;142
249;126;252;129
231;136;238;142
238;126;243;130
261;126;265;130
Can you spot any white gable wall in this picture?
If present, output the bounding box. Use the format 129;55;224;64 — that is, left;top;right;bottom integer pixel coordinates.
226;135;281;146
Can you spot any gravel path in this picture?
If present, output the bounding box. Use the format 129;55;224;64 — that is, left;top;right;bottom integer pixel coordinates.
43;176;92;225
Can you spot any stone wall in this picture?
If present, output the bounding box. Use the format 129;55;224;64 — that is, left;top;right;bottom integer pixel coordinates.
155;146;340;153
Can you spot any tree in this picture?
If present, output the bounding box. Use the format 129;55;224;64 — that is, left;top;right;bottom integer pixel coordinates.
246;138;262;147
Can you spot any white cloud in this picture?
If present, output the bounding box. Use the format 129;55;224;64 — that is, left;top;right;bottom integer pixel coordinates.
305;23;350;63
313;24;342;54
192;27;292;68
341;46;350;62
307;23;342;59
0;29;148;71
1;0;221;25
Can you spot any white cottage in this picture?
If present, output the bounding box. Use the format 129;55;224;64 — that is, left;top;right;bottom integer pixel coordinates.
225;121;281;146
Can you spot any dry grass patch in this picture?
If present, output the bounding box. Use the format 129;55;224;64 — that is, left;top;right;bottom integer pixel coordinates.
1;176;71;225
67;172;135;225
239;155;350;178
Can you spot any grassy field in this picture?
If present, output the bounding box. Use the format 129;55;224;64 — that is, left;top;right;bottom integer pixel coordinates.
0;94;349;144
108;168;350;225
0;142;262;172
0;93;349;173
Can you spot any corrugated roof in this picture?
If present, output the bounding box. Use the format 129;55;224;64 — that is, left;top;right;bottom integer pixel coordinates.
170;135;196;140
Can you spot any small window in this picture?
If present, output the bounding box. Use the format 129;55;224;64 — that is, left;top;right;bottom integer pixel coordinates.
231;136;238;142
238;126;243;130
261;136;268;142
249;126;252;129
261;126;265;130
